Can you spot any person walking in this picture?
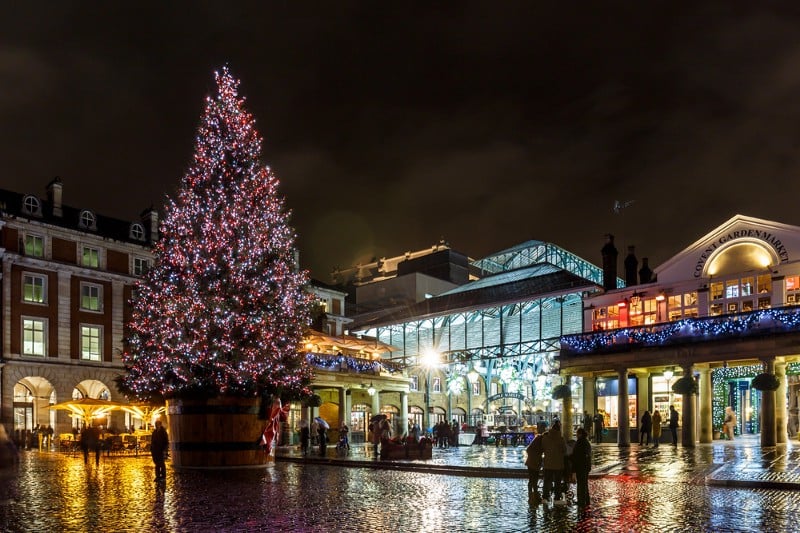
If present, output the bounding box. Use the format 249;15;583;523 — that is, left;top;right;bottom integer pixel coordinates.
651;409;662;447
640;410;652;446
571;427;592;507
81;425;101;466
669;405;679;446
593;412;604;444
525;432;544;502
541;420;567;504
150;419;169;480
724;407;737;440
338;423;350;450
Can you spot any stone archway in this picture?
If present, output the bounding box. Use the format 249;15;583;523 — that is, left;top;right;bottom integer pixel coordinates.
12;376;56;439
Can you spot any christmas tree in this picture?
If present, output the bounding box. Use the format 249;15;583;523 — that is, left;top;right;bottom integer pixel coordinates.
121;66;313;402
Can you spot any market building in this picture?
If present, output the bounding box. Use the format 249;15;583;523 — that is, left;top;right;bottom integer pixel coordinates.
350;240;617;440
560;215;800;446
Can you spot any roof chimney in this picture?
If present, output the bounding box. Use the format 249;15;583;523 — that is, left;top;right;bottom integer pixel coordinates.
47;176;63;217
639;257;653;284
624;245;638;287
601;234;618;291
140;206;159;243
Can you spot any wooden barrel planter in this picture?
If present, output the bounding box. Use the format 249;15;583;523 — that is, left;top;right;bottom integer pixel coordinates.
166;396;273;470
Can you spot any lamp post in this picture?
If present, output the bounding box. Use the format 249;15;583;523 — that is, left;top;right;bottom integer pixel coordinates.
421;349;440;433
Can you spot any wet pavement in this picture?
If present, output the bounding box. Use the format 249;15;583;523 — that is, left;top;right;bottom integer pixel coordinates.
1;435;799;532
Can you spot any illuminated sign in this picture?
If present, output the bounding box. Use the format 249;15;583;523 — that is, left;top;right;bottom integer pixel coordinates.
694;227;790;278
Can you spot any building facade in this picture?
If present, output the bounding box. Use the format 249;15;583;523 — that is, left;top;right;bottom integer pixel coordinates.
560;215;800;446
0;178;158;438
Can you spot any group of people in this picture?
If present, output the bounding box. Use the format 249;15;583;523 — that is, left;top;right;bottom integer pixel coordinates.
639;406;681;446
525;421;592;507
432;420;460;448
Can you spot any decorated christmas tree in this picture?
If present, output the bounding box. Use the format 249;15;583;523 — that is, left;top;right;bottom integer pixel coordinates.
120;66;313;403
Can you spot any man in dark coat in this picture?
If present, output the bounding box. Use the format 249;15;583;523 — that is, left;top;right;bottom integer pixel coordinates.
151;419;169;480
640;410;652;445
669;405;679;446
593;412;604;444
525;433;544;501
571;427;592;507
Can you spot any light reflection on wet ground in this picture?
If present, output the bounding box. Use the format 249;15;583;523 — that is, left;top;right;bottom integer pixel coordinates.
2;445;800;532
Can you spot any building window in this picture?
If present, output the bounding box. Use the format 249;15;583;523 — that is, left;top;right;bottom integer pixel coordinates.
133;257;151;276
22;318;47;356
130;223;146;241
472;380;481;396
23;274;46;304
80;283;102;311
432;377;441;393
410;376;419;391
81;246;100;268
81;325;102;361
24;234;44;257
79;210;97;230
23;195;42;216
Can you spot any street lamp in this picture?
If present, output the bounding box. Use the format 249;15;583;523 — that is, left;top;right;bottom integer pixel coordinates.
421;349;440;432
664;368;674;406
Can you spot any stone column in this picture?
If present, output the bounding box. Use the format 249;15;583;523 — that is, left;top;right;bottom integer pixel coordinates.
775;362;787;444
761;358;777;447
371;388;380;421
636;372;650;431
400;391;409;437
681;364;696;447
617;368;630;446
338;387;347;428
698;367;713;444
583;375;596;416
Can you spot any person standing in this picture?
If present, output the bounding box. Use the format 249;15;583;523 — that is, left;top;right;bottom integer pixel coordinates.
150;419;169;480
639;410;652;446
81;425;100;466
525;432;544;502
651;409;662;447
541;420;567;504
338;423;350;450
669;405;679;446
299;421;310;457
582;411;593;440
317;423;328;457
593;412;604;444
571;427;592;507
724;407;737;440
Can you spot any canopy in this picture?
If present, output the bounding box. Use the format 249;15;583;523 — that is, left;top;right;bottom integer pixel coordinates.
48;398;121;424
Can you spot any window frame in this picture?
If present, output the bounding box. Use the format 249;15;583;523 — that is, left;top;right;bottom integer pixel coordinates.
80;282;102;312
81;246;100;268
21;317;47;356
79;209;97;230
22;195;41;216
80;324;103;361
129;223;146;241
24;234;45;258
22;273;47;304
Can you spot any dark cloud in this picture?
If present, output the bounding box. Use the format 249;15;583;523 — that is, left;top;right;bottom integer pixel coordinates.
3;2;800;280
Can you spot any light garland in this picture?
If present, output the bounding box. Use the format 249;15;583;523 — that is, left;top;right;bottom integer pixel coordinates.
562;307;800;354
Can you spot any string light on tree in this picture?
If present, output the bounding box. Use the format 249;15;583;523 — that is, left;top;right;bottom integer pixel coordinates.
120;66;313;402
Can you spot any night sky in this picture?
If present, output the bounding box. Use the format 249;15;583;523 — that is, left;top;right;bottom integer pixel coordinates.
4;2;800;281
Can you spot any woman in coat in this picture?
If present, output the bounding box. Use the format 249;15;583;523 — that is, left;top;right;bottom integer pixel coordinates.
651;409;662;447
541;421;567;503
571;427;592;507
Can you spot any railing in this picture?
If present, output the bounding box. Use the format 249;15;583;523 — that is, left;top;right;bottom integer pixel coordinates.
306;352;404;375
561;306;800;355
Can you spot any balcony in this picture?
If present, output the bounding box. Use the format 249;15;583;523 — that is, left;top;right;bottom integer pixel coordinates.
306;352;404;375
561;306;800;355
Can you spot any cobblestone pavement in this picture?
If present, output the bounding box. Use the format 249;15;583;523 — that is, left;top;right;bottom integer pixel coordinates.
1;435;799;532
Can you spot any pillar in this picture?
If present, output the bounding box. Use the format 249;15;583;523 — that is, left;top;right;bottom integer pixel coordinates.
636;372;650;431
681;364;696;447
776;361;787;444
583;375;596;415
617;368;630;447
338;388;347;428
698;367;712;444
400;391;409;437
761;358;777;447
371;388;380;426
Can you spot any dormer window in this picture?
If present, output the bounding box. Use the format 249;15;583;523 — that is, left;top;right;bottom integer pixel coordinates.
130;223;146;241
22;195;42;216
79;209;96;230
